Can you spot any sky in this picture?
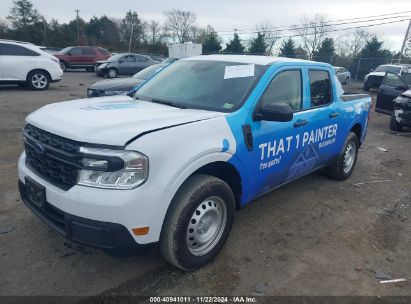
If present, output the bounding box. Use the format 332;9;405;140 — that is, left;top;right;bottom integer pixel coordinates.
1;0;410;51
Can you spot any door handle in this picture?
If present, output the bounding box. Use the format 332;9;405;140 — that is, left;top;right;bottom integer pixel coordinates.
329;112;339;118
293;119;308;128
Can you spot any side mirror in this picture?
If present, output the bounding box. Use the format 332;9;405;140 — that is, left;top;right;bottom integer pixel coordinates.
67;52;72;56
254;103;293;122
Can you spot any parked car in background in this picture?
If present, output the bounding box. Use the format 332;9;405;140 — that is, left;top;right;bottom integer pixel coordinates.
375;72;411;131
54;46;110;72
334;66;351;84
363;64;409;91
0;39;63;90
95;53;159;78
39;46;62;55
87;63;168;97
162;58;179;64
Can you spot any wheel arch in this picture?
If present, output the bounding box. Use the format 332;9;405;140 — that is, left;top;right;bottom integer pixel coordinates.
26;69;51;82
350;123;362;144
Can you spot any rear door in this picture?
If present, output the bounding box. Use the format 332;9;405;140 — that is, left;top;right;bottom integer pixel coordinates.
81;47;97;64
0;43;39;80
376;72;408;114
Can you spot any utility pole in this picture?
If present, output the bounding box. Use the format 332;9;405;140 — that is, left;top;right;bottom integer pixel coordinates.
75;9;80;45
399;18;411;63
128;22;134;52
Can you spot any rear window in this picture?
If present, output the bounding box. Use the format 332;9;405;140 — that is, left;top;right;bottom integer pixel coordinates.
0;43;39;56
309;70;332;107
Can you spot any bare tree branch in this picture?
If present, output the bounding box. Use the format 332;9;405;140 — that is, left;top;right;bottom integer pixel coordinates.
256;21;280;55
164;9;197;43
294;14;328;60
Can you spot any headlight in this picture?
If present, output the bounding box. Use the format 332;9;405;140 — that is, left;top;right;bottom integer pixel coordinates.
98;63;108;69
103;90;126;96
77;147;148;189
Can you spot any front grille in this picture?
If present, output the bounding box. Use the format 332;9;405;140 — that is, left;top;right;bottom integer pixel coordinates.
24;124;80;190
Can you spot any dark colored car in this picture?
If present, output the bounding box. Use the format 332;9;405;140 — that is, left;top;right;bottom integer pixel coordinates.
363;64;409;91
54;46;110;72
95;53;159;78
87;63;168;97
376;72;411;131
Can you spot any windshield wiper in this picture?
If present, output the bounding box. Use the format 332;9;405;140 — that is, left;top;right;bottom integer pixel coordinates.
150;98;187;109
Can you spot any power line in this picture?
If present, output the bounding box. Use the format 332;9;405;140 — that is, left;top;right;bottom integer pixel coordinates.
215;10;411;33
218;18;410;37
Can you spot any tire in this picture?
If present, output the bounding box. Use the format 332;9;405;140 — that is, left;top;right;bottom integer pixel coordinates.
390;113;403;131
107;68;118;78
159;174;235;271
59;61;66;72
327;132;359;180
27;70;50;91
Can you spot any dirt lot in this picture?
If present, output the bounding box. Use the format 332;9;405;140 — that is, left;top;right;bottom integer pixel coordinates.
0;72;410;298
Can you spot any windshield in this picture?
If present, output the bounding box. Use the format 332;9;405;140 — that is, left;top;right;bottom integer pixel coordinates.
132;64;165;80
59;47;73;54
375;65;401;74
136;60;266;112
107;54;125;61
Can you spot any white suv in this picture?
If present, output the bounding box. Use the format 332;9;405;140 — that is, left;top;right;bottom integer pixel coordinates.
0;40;63;90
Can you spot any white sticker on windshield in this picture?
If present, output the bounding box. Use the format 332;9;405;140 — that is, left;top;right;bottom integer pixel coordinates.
224;64;255;79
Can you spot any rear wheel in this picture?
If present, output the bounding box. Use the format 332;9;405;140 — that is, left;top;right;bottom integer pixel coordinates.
390;113;403;131
107;68;118;78
327;132;359;180
27;70;50;90
160;174;235;270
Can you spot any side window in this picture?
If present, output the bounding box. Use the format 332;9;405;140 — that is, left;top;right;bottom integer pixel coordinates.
69;47;82;55
82;47;96;55
259;70;302;111
0;43;39;56
123;55;135;62
309;70;332;107
98;48;110;55
136;55;149;62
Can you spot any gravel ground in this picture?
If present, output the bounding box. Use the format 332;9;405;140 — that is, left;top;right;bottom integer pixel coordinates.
0;72;410;297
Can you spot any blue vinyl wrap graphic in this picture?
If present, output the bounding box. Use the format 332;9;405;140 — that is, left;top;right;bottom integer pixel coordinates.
225;61;370;207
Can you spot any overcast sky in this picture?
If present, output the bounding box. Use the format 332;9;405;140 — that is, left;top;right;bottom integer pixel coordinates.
2;0;410;51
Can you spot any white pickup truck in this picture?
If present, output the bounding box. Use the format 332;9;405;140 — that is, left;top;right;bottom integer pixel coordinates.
18;55;371;270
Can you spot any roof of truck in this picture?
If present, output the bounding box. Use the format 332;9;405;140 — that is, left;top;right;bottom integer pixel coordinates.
184;54;315;66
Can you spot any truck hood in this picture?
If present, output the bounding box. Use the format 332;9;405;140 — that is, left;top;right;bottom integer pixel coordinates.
26;96;225;146
90;77;144;91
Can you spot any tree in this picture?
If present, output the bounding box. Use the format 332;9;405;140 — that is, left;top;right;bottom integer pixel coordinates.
295;14;328;60
248;32;268;55
256;22;279;55
225;33;245;54
202;28;222;54
164;9;197;43
148;20;160;44
119;11;143;51
279;38;297;58
313;37;335;63
7;0;39;29
336;29;371;58
356;36;392;79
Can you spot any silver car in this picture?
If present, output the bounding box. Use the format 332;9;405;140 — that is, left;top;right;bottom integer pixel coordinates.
334;67;351;84
95;53;159;78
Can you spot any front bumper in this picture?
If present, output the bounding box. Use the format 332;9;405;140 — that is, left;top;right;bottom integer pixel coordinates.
18;180;152;255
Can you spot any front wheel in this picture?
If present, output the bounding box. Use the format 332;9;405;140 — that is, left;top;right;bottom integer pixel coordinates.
160;174;235;271
107;68;118;78
327;132;359;180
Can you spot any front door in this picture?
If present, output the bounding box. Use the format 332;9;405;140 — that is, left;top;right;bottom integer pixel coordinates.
376;72;408;114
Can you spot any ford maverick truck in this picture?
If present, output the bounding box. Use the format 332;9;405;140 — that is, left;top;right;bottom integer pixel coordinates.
18;55;372;270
